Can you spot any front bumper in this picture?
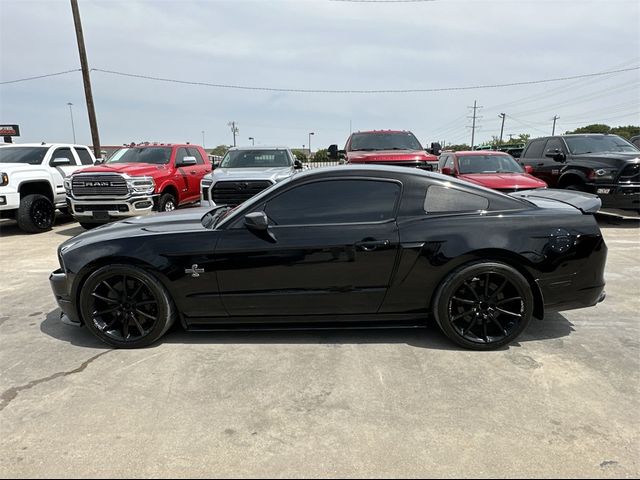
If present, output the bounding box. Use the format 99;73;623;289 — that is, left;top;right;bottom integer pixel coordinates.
49;269;81;326
0;189;19;211
68;195;158;223
590;183;640;213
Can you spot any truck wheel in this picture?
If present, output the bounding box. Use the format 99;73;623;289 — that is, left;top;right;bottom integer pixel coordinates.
157;193;177;212
17;194;55;233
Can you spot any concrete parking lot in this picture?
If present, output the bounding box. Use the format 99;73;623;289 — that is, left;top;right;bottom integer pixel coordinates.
0;214;638;478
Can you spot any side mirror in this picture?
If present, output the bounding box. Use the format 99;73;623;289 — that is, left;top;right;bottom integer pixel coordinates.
545;149;566;162
441;167;453;176
212;161;220;169
430;142;442;156
524;165;534;174
51;157;72;166
328;144;339;159
244;211;269;232
294;159;303;169
177;156;197;167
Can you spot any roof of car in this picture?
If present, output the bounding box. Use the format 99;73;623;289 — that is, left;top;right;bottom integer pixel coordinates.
450;150;510;156
351;130;412;135
227;146;292;151
0;143;91;148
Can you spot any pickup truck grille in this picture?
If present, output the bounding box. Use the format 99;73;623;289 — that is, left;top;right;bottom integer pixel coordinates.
212;180;273;206
71;174;128;197
619;164;640;183
357;160;435;171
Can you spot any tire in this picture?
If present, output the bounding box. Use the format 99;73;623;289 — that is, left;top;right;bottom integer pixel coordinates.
79;264;176;348
157;193;177;212
16;194;55;233
79;222;100;230
433;261;534;350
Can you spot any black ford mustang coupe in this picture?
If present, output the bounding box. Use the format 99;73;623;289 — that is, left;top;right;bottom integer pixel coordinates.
50;166;607;350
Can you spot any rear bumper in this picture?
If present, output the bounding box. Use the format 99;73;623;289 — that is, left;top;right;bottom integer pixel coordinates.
49;269;81;326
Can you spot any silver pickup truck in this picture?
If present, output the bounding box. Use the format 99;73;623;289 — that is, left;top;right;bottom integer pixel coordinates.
200;146;302;207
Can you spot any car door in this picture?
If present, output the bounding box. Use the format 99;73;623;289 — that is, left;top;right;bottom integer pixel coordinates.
48;147;81;200
187;147;212;198
214;178;402;319
520;138;559;186
173;147;194;202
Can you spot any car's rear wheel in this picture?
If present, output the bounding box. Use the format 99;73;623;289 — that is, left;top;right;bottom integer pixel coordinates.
433;261;533;350
79;264;176;348
17;194;55;233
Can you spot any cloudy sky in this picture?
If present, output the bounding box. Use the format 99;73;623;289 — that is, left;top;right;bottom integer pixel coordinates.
1;0;638;150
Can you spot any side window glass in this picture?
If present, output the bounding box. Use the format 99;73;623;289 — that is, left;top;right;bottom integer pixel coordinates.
424;185;489;213
445;156;454;169
74;147;94;165
50;147;76;166
265;179;401;225
544;138;565;153
188;147;205;164
522;139;546;158
175;147;188;165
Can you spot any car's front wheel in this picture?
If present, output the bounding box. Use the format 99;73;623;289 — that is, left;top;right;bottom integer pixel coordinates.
433;261;533;350
17;194;55;233
79;264;176;348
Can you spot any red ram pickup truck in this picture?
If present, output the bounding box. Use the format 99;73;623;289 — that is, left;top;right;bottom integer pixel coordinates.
328;130;439;170
65;143;211;228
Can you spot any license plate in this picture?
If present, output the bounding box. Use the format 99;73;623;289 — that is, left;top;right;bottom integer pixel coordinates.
597;188;611;195
92;211;109;221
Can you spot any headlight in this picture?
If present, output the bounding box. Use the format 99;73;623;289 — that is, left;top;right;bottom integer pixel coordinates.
126;176;155;194
201;178;213;189
593;168;617;181
0;172;8;187
63;177;71;193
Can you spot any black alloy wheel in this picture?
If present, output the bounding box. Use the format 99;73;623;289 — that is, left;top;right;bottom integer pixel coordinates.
79;265;176;348
434;262;533;350
17;194;55;233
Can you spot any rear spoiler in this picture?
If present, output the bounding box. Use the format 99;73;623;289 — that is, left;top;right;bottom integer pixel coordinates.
509;189;601;214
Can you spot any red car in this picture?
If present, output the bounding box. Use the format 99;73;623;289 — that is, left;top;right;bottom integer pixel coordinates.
66;143;212;228
438;150;547;192
328;130;439;171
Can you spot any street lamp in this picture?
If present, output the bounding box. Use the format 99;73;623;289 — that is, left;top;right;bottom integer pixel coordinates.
308;132;315;157
202;130;205;149
67;102;76;144
248;137;255;146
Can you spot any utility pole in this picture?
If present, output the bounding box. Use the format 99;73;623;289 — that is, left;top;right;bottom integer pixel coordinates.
552;115;559;135
308;132;314;157
67;103;76;143
201;130;205;149
70;0;100;158
467;100;483;150
498;113;506;145
228;121;238;147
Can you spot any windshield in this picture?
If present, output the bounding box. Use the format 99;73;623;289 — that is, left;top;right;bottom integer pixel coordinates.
0;147;48;165
107;147;172;165
220;149;293;168
458;154;524;174
349;132;423;151
564;135;638;155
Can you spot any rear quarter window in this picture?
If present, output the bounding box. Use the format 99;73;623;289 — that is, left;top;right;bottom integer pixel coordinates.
424;185;489;213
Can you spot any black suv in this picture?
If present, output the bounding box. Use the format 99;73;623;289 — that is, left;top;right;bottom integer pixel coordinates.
520;134;640;217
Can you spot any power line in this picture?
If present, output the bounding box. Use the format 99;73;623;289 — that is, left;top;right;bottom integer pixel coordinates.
328;0;436;2
0;68;81;85
88;66;640;95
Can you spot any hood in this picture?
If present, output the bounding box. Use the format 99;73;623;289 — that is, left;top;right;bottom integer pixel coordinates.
347;150;438;163
60;208;210;252
206;166;295;183
570;152;640;168
0;162;44;174
73;162;169;177
459;172;547;190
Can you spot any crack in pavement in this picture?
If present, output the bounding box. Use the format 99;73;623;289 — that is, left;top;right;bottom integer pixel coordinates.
0;350;112;412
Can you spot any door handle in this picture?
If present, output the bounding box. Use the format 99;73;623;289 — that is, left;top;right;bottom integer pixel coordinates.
355;239;390;251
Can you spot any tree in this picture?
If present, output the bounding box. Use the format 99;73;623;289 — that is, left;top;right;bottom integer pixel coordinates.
445;143;471;151
208;144;230;157
291;149;308;162
313;148;329;162
564;124;640;139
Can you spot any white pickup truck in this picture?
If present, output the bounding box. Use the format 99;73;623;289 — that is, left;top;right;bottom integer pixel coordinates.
0;143;97;232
